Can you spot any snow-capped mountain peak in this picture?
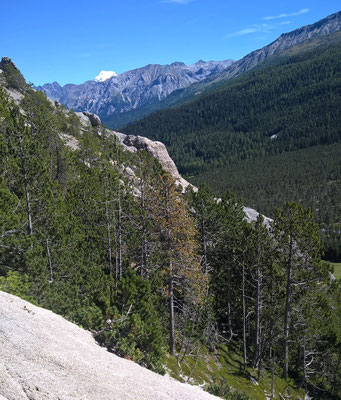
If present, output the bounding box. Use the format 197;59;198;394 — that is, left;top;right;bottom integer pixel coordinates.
94;70;118;82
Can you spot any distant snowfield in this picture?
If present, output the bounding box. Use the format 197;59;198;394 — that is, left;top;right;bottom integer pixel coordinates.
0;291;218;400
95;70;118;82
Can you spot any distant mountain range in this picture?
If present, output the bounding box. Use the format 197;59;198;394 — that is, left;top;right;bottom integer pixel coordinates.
36;60;234;127
37;11;341;129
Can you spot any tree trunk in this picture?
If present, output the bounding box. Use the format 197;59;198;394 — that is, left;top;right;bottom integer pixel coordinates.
302;336;307;396
271;346;275;399
114;219;119;297
19;136;33;235
269;263;275;398
105;199;114;305
117;180;122;280
242;261;247;371
46;236;53;284
253;251;263;368
201;199;208;276
284;229;293;383
227;261;233;340
169;263;175;356
139;159;148;277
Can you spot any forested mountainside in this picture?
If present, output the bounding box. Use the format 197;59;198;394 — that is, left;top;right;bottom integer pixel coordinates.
36;59;234;129
0;59;340;400
106;10;341;130
123;31;341;260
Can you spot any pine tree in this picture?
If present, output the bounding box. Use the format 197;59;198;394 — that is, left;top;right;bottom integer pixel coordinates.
273;202;325;386
153;171;206;355
210;190;246;340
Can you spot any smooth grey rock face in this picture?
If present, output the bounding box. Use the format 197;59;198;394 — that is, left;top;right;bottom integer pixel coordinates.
3;88;24;106
124;135;179;174
119;133;192;191
0;291;219;400
243;207;272;227
36;60;234;120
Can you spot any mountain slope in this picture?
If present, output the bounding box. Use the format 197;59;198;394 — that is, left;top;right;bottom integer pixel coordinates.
123;31;341;171
1;58;339;400
211;9;341;84
114;10;341;129
123;31;341;259
36;60;234;127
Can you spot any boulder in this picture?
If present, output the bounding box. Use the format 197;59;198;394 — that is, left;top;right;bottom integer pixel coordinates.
83;112;102;127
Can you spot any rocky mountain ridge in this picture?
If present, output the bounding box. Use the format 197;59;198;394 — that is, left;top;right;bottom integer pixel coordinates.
209;9;341;84
36;59;234;123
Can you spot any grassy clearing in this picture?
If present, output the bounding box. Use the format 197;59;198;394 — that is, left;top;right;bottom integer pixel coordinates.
164;344;305;400
329;262;341;279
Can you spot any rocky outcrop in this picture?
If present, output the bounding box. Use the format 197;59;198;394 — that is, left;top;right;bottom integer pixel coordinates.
243;206;272;227
118;133;192;191
59;133;80;151
0;58;25;105
0;291;219;400
123;135;181;178
2;88;24;106
0;57;17;71
83;111;101;127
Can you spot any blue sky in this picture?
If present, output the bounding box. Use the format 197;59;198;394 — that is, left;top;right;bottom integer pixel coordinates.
1;0;340;86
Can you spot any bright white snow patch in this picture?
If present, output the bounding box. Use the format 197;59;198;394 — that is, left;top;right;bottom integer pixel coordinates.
94;70;118;82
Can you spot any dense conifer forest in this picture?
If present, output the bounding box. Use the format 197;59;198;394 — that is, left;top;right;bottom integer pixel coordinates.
0;61;340;399
123;33;341;260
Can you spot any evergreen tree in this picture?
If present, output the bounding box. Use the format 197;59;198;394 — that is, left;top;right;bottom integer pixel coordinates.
210;190;246;340
273;202;327;387
153;171;206;355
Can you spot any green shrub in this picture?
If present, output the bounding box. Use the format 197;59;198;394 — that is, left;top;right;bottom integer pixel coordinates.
206;378;232;398
102;268;164;373
2;62;27;91
229;391;250;400
205;378;250;400
0;271;37;304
